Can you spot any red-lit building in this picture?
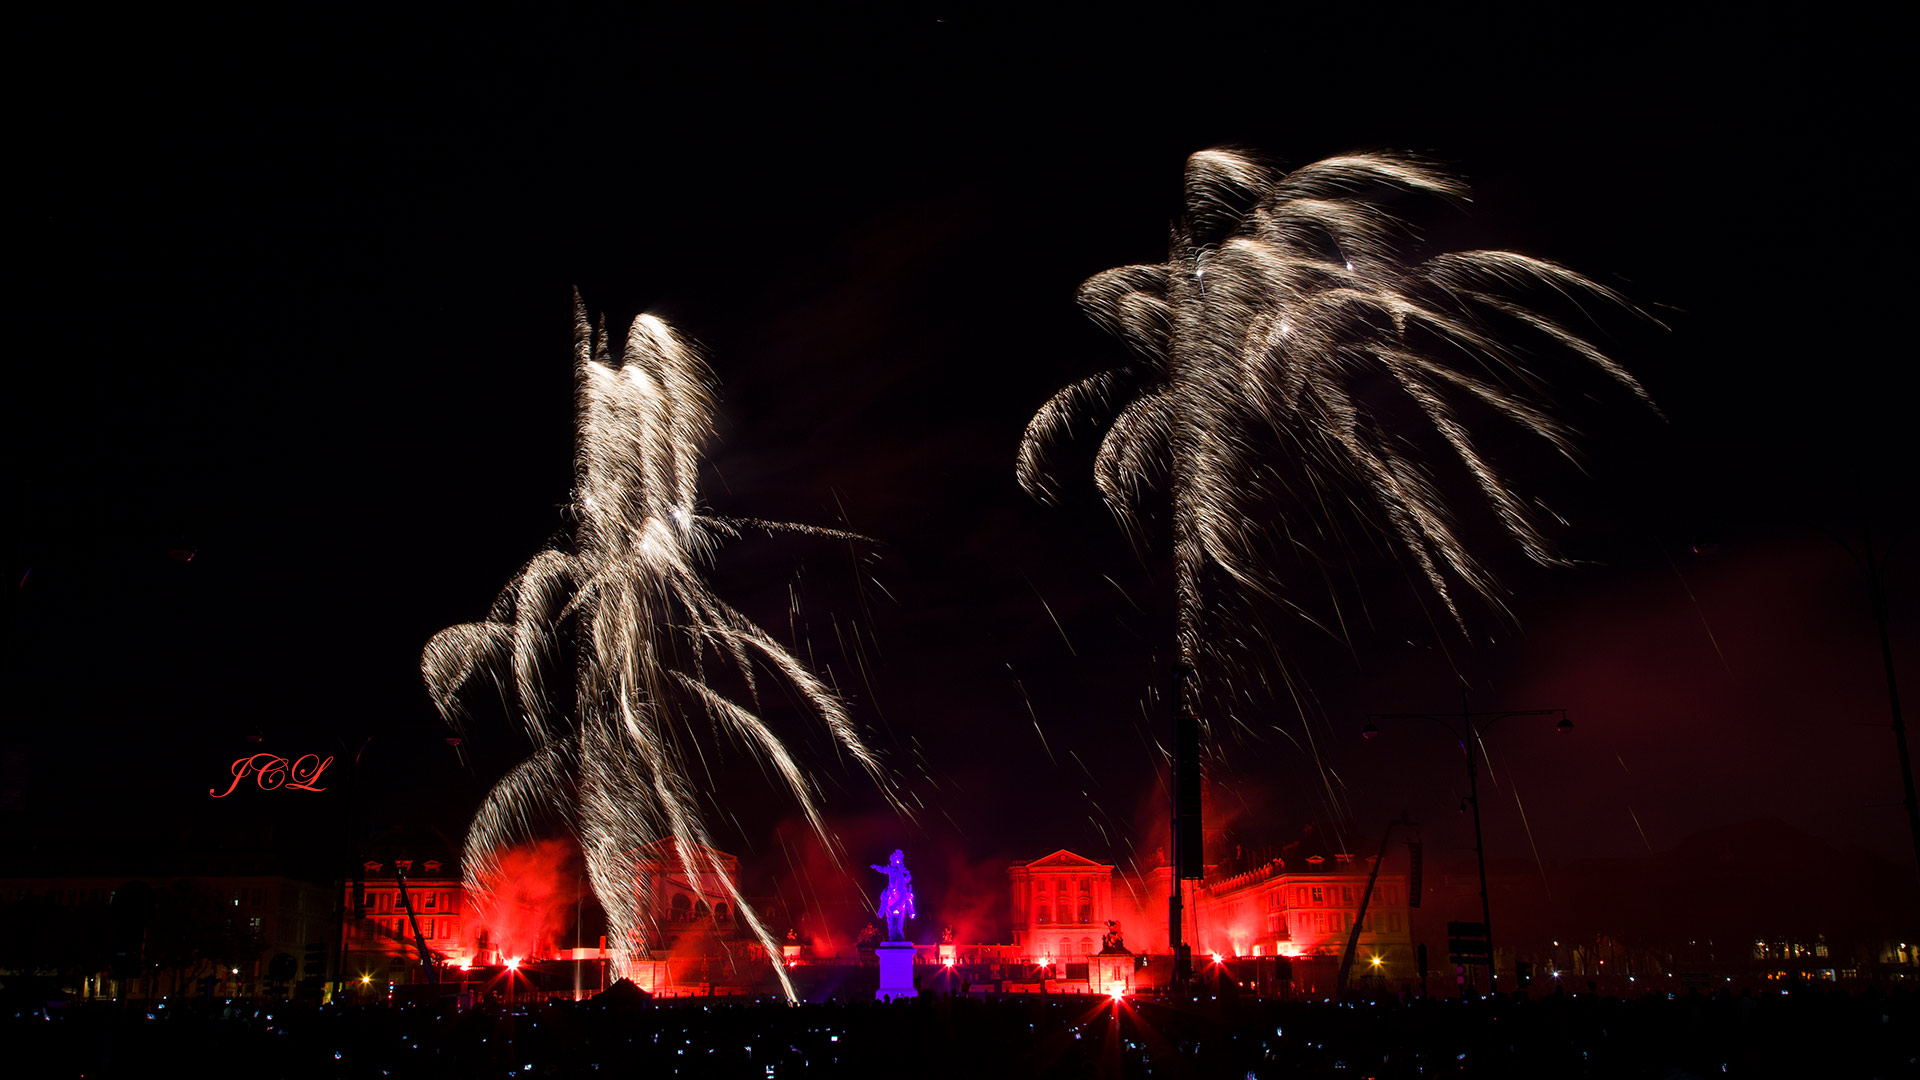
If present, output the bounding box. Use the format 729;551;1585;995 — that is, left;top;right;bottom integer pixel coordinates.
632;838;742;950
341;841;757;986
342;859;469;982
1195;851;1413;969
1006;826;1414;994
1007;849;1170;961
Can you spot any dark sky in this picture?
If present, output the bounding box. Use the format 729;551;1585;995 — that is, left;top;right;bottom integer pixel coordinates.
7;5;1914;905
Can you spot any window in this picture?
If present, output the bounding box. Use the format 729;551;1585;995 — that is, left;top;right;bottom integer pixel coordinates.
249;916;262;932
670;894;691;920
423;892;438;912
1342;886;1354;905
1311;886;1324;904
1037;903;1050;924
714;903;730;923
1079;877;1091;893
1078;897;1092;924
1081;937;1094;956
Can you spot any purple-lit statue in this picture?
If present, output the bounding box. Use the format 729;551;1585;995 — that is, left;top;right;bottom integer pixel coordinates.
870;848;916;941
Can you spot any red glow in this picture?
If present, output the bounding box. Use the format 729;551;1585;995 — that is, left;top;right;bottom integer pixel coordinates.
469;840;581;962
506;957;521;970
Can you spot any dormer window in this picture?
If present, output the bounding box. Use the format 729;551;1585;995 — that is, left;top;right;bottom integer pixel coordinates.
363;861;383;874
1307;855;1325;865
424;860;443;874
396;860;414;874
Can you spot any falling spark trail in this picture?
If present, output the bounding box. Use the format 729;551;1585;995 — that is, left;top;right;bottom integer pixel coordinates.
1023;571;1079;657
1068;750;1101;789
1471;727;1500;789
1662;547;1733;676
1102;573;1148;615
421;296;893;1000
1510;784;1553;898
939;808;969;838
1627;805;1654;852
1013;676;1057;766
866;575;902;607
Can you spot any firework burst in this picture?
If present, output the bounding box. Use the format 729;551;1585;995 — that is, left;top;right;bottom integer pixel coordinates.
1020;148;1654;688
423;294;891;999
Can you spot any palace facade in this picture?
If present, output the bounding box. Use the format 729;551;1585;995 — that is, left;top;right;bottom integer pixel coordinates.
1008;825;1414;979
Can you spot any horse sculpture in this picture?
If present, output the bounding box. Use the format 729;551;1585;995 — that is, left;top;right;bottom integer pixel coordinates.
870;848;916;941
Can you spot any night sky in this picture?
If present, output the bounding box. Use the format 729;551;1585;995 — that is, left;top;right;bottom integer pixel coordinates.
7;6;1914;919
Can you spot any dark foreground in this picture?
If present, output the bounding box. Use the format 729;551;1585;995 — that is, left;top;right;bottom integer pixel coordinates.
10;987;1914;1079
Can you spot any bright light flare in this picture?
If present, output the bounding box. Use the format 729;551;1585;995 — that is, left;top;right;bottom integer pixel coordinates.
506;957;521;970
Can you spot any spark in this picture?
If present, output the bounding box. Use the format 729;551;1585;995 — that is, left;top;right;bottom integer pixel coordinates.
422;294;893;1001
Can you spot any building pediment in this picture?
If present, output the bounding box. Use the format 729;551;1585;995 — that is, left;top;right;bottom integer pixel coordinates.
1017;849;1112;871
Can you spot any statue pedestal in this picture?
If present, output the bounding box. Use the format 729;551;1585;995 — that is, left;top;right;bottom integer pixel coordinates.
875;943;917;1001
1093;951;1135;996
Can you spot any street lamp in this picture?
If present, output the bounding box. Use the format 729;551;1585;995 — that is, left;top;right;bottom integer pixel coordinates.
1365;689;1571;992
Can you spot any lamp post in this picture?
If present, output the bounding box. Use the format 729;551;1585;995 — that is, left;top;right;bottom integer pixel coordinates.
1363;688;1571;993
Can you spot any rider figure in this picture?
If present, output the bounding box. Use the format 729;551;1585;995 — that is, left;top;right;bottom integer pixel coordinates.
870;848;916;941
